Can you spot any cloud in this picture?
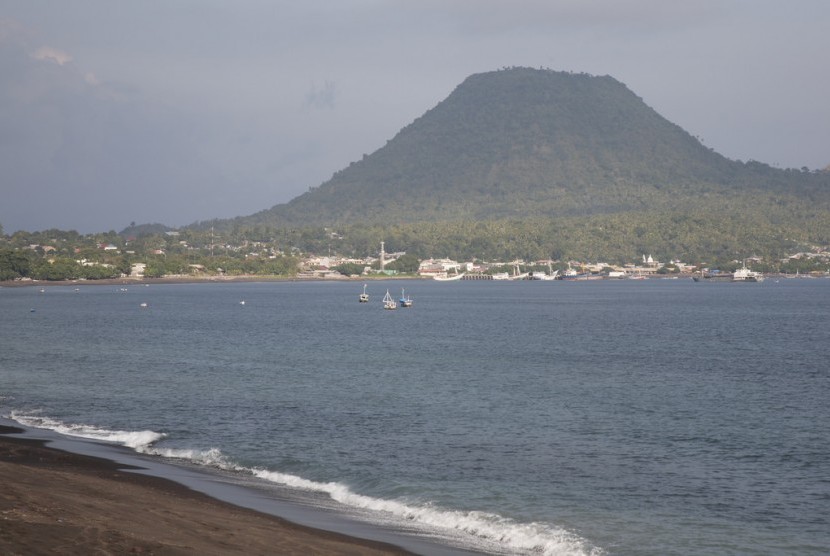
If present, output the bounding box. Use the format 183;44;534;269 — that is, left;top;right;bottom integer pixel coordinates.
0;30;233;233
305;80;337;109
32;45;72;65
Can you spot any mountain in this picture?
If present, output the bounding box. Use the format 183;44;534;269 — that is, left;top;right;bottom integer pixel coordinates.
188;67;829;262
225;67;827;230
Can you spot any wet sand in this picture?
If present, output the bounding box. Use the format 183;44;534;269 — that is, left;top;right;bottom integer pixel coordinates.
0;426;410;555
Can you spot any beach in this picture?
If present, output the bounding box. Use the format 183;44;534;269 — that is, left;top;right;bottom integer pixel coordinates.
0;426;409;555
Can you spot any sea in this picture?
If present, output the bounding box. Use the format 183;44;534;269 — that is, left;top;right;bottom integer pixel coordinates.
1;277;828;555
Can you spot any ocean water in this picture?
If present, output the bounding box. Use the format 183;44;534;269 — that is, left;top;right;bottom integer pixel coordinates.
1;278;828;555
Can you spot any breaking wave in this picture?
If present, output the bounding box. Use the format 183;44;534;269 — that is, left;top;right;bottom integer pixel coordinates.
8;411;600;556
10;410;165;450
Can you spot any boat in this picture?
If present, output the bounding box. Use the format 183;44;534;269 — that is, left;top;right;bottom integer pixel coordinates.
732;263;765;282
530;262;559;280
530;270;559;280
382;289;397;310
359;284;369;302
399;289;413;307
559;264;590;281
507;261;529;281
433;272;465;281
491;272;510;280
692;270;734;282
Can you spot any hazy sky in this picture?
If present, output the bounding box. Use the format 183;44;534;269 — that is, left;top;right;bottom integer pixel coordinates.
2;1;828;234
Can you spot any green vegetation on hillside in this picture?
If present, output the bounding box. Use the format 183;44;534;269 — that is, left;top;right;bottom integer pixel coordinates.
0;228;300;282
218;67;829;232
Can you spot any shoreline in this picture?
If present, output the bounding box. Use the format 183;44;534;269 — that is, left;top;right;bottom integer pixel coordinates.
0;274;419;288
7;273;818;289
0;425;412;555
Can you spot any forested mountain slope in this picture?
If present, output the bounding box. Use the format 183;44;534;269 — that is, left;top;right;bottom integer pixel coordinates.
228;67;826;227
190;67;829;261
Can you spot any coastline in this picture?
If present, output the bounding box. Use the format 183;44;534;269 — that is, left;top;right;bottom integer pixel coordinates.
0;425;411;555
0;274;418;288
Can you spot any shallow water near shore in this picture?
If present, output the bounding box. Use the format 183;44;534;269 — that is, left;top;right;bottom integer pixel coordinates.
2;278;829;555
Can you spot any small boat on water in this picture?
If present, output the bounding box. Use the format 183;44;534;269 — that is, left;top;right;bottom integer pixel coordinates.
732;264;765;282
692;271;732;282
359;284;369;302
530;262;559;280
559;265;590;281
382;289;397;310
399;289;413;307
434;271;465;281
530;269;559;281
507;262;529;281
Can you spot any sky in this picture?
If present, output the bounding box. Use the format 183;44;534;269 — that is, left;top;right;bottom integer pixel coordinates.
1;1;829;234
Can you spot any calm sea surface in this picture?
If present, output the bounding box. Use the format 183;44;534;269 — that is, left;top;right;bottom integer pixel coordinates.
1;278;828;555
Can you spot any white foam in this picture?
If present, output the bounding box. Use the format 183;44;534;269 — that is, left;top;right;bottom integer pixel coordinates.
8;410;601;555
7;411;244;469
146;446;239;470
10;410;165;450
252;468;600;556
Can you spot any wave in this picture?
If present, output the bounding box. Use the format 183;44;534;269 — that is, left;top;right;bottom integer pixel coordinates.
252;467;598;555
10;410;165;450
7;411;600;556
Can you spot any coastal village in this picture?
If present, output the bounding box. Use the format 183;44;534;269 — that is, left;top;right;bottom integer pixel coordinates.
4;233;829;284
300;253;825;282
285;241;828;282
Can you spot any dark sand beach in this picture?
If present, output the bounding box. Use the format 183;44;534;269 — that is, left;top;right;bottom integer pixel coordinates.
0;426;410;555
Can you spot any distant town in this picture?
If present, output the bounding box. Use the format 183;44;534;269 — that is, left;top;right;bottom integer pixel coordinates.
1;230;828;283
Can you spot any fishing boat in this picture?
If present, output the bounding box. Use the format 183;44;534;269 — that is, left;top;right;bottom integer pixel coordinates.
559;265;589;281
382;289;397;310
359;284;369;302
508;261;529;280
433;271;465;281
399;289;413;307
529;262;559;280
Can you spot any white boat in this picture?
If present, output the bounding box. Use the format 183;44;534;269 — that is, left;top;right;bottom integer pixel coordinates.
507;262;529;280
359;284;369;302
434;272;465;281
560;265;589;280
382;289;397;309
530;263;559;280
399;289;413;307
732;264;764;282
491;272;510;280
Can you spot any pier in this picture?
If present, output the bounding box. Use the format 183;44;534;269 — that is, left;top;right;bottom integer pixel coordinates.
461;273;493;280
